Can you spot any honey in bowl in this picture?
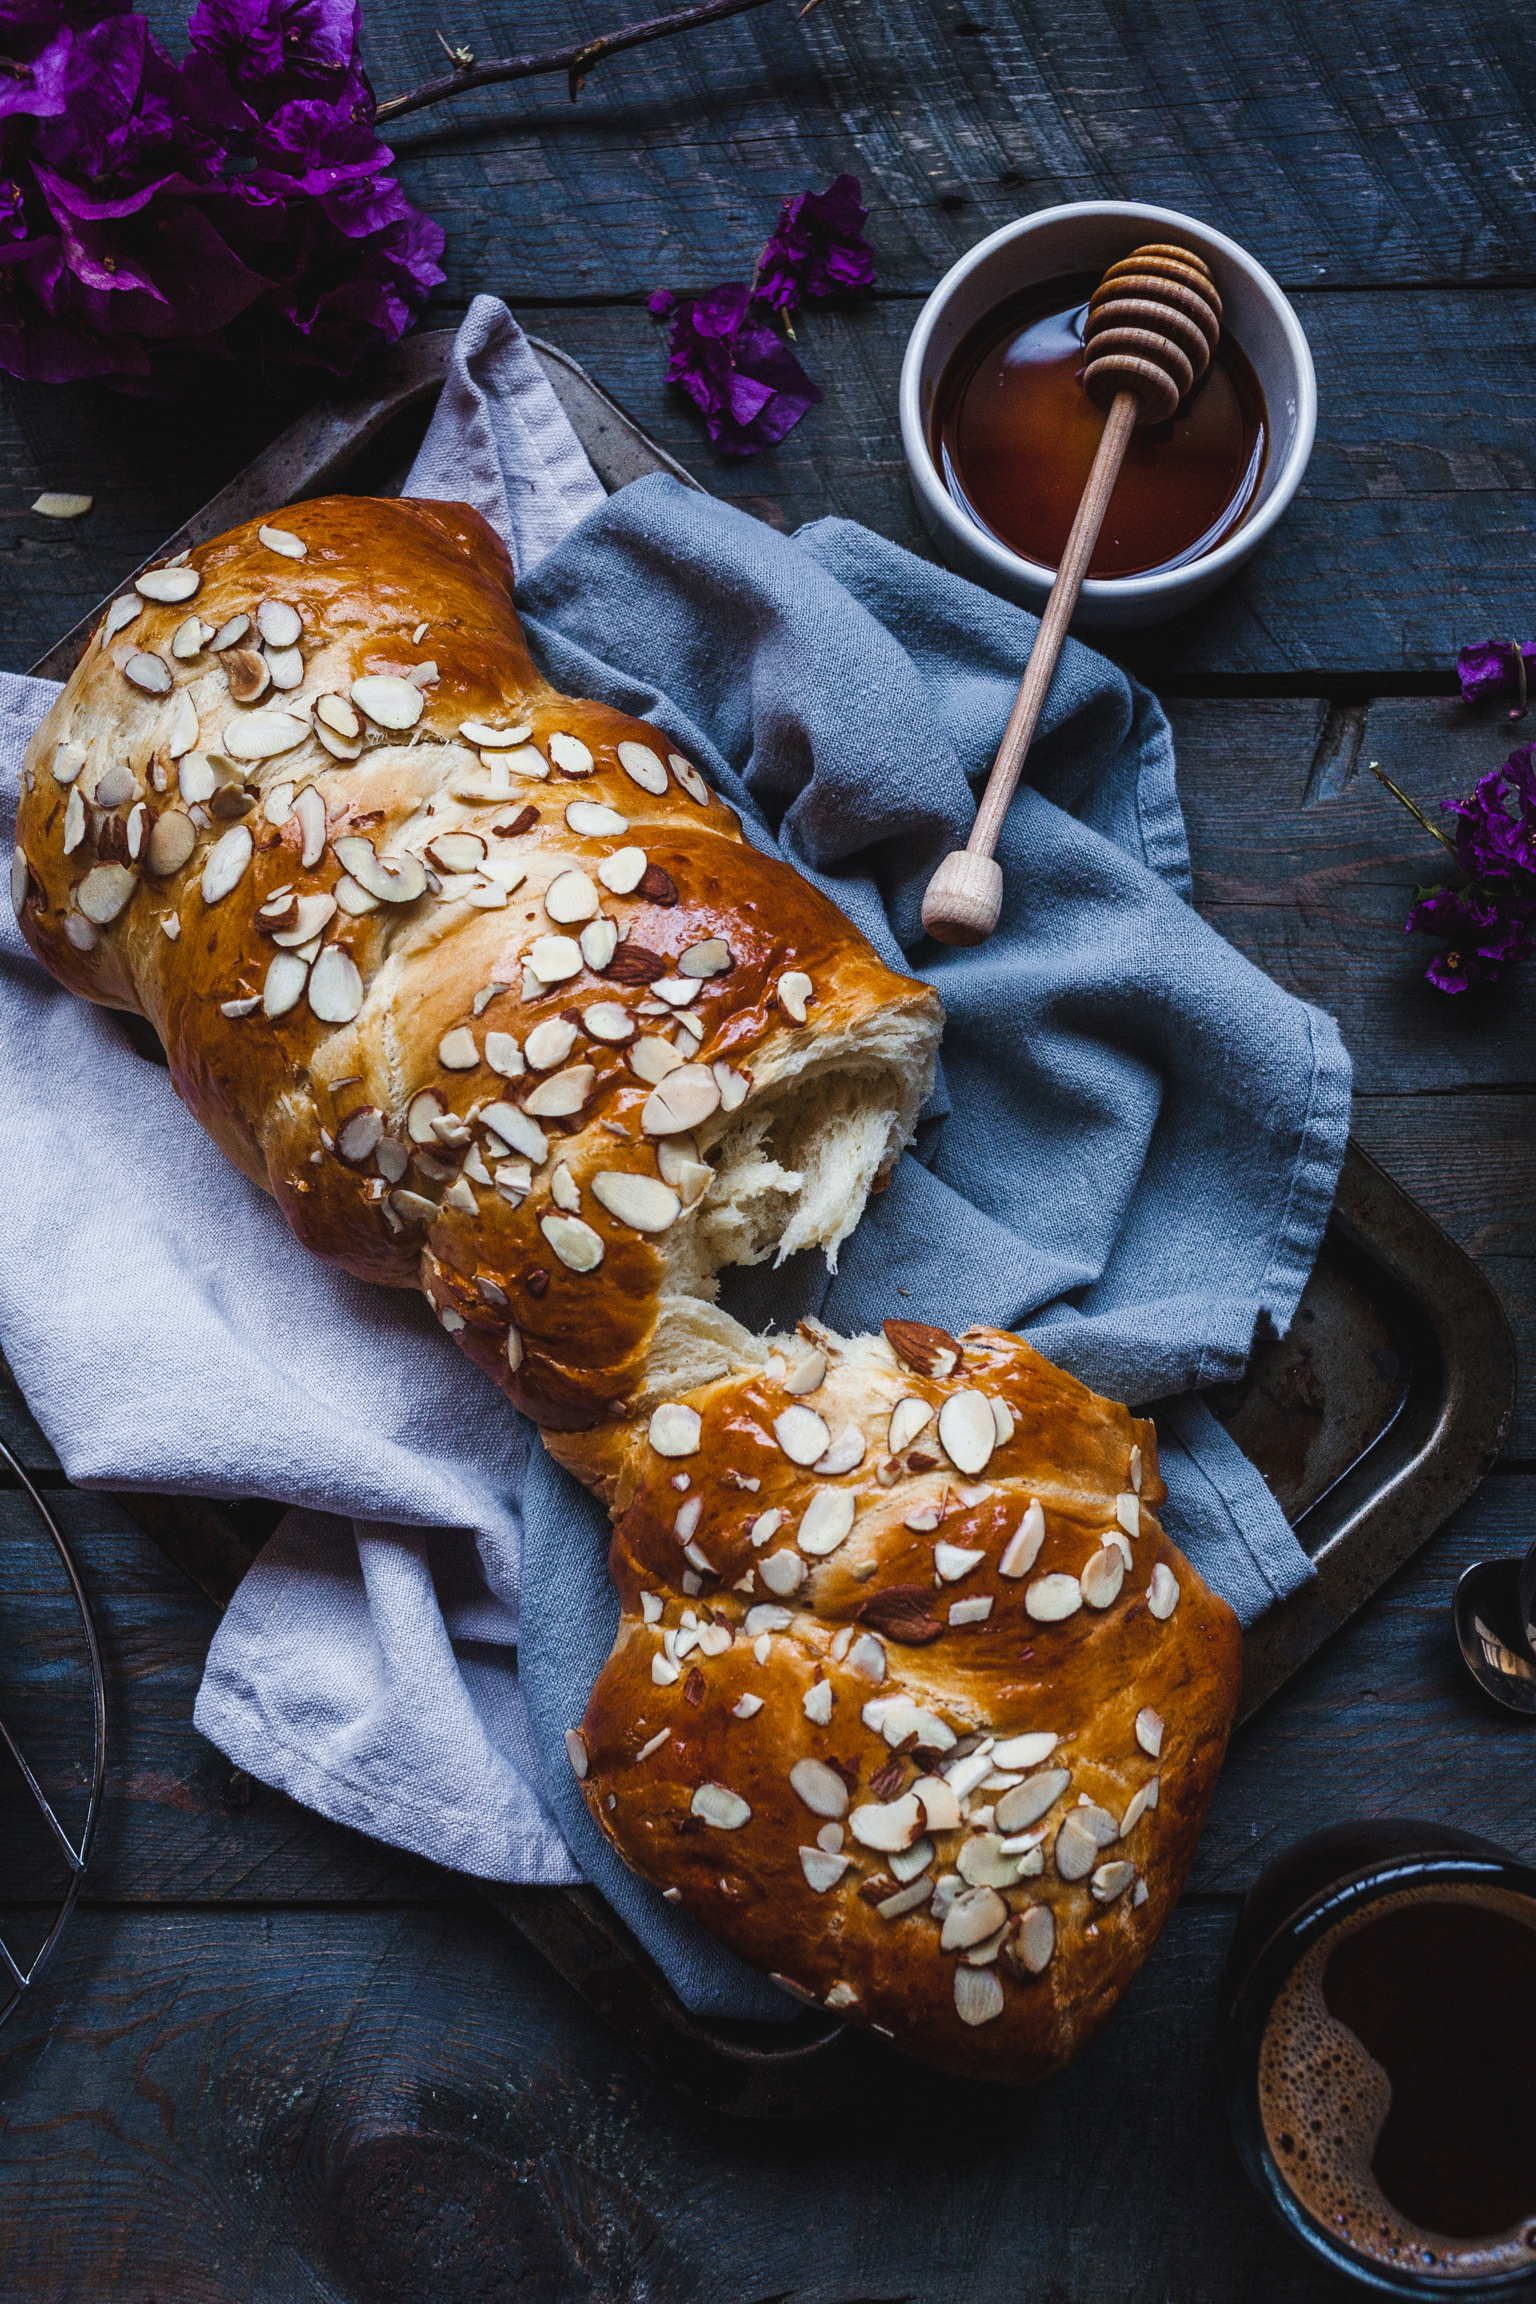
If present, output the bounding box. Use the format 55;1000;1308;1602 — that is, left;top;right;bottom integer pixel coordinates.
931;271;1268;580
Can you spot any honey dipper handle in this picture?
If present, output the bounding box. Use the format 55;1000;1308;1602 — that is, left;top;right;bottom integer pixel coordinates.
922;387;1141;946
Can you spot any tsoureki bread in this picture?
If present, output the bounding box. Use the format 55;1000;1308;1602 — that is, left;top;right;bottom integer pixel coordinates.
13;496;942;1430
562;1317;1241;2082
13;494;1241;2080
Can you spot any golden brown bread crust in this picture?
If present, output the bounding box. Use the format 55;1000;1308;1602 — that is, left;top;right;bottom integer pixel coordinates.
567;1321;1242;2083
14;495;941;1431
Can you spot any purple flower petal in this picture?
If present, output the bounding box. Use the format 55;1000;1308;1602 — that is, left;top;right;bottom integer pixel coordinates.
1455;639;1536;709
756;171;875;315
663;279;821;455
646;287;675;316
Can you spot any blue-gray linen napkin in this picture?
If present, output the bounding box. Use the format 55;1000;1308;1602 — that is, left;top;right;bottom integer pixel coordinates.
0;296;1350;2022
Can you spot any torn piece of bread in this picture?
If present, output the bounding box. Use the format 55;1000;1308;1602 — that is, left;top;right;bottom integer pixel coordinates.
15;494;944;1432
561;1318;1243;2083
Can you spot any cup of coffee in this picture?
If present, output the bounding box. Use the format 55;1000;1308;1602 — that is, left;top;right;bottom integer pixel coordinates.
1220;1821;1536;2296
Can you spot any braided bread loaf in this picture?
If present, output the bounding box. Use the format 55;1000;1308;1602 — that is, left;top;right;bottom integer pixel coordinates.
14;495;1242;2080
560;1319;1241;2082
13;497;942;1430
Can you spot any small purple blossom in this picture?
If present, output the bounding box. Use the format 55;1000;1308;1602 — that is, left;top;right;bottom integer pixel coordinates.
755;171;875;314
1395;741;1536;993
1455;638;1536;714
646;286;675;317
664;280;821;456
0;0;443;388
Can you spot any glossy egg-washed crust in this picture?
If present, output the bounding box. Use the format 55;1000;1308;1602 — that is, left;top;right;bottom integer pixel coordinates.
569;1322;1242;2083
14;495;940;1431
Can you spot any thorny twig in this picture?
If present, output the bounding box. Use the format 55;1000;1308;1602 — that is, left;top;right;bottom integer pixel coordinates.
376;0;816;122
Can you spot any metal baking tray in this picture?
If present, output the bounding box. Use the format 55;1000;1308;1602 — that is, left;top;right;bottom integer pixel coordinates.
29;329;1517;2115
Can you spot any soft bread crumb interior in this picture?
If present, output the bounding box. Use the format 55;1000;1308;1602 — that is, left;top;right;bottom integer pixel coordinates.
644;1000;940;1406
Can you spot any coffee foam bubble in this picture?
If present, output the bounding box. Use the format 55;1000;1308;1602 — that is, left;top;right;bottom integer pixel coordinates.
1259;1883;1536;2281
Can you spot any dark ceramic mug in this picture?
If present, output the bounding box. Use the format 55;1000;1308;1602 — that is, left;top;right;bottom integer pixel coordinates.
1219;1821;1536;2297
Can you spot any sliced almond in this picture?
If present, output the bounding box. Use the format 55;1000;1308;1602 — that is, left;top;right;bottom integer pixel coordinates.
641;1064;720;1136
1120;1778;1160;1836
222;711;308;761
59;788;84;857
597;847;648;895
592;1171;682;1232
888;1396;933;1453
336;1108;384;1164
528;933;582;982
407;1091;445;1143
777;971;812;1024
934;1542;984;1581
308;943;363;1024
76;863;135;924
438;1026;479;1070
485;1032;523;1078
548;732;593;777
773;1404;831;1466
124;652;171;695
208;614;250;652
201;823;252;904
272;892;338;948
540;1212;603;1271
523;1063;594;1117
251;599;299;648
258;524;307;558
170;618;205;661
1026;1573;1082;1623
331;838;426;905
799;1846;850;1892
669;752;710;804
959;1834;1021;1890
712;1061;750;1112
991;1732;1058;1770
783;1351;827;1396
679;937;730;979
136;565;200;604
580;919;618;971
1117;1492;1140;1538
101;595;141;645
334;872;377;913
941;1884;1008;1950
850;1792;925;1853
1081;1543;1126;1611
177;754;217;804
938;1391;995;1476
524;1018;578;1070
1147;1564;1180;1619
651;975;700;1008
688;1782;749;1829
426;831;486;875
993;1768;1072;1833
797;1488;856;1557
225;647;271;705
93;761;136;809
1091;1860;1137;1903
165;689;199;760
316;693;360;739
351;674;423;731
550;1162;581;1212
64;914;97;951
51;742;87;786
262;950;309;1018
582;1001;632;1044
648;1402;702;1457
991;1396;1015;1444
998;1500;1046;1579
758;1550;806;1596
847;1633;886;1684
802;1681;834;1727
566;801;628;837
630;1035;682;1086
1007;1904;1055;1976
749;1510;784;1547
617;739;668;794
126;803;147;860
32;491;92;520
544;868;600;924
1054;1813;1101;1881
289;785;324;870
1135;1707;1165;1758
480;1100;547;1163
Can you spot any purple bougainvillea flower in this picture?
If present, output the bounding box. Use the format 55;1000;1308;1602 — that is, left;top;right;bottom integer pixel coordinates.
665;280;821;456
1455;638;1536;711
646;287;675;317
0;0;442;387
1400;739;1536;991
755;172;875;314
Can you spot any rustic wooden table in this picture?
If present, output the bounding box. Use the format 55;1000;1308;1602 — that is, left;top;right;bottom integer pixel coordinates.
3;0;1534;2294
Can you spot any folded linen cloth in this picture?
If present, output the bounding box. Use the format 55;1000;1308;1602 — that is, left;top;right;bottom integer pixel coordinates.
0;295;1350;2021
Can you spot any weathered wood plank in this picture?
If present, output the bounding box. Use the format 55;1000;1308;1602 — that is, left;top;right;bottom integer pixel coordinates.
1173;696;1536;1097
0;1489;460;1907
6;287;1535;679
1194;1472;1536;1887
0;1897;1328;2304
273;0;1536;297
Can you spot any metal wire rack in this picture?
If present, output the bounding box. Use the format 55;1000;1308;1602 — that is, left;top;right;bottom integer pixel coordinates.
0;1434;106;2031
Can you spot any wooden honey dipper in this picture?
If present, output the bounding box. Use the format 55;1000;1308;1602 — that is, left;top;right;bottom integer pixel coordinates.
921;243;1223;945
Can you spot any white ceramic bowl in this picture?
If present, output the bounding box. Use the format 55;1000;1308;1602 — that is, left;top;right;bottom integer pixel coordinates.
899;201;1317;631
